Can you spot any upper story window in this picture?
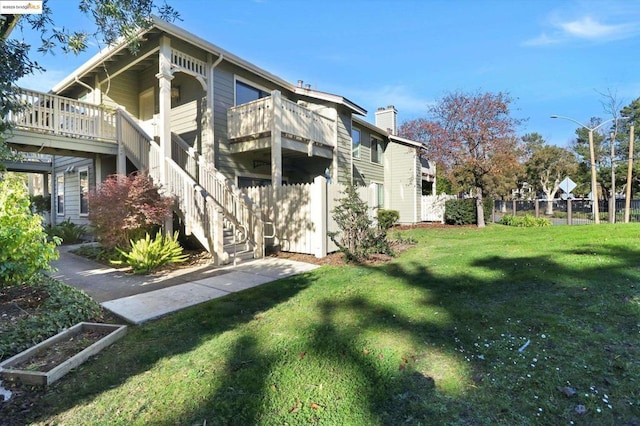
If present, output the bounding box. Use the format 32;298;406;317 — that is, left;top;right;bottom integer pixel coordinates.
235;80;270;106
352;127;361;158
371;137;383;164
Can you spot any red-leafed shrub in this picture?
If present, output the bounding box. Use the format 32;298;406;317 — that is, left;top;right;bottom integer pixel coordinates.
88;172;173;250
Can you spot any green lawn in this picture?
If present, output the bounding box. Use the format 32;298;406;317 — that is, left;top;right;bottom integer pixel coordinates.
28;225;640;425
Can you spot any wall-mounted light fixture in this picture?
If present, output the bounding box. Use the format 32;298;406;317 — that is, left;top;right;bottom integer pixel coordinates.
171;86;180;101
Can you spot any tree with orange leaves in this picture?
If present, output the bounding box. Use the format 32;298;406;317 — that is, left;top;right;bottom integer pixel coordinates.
400;91;523;227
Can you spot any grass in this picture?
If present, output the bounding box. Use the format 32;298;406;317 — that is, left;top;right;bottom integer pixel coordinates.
23;224;640;425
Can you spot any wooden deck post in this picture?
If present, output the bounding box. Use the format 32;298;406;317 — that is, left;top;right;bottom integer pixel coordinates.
157;35;174;235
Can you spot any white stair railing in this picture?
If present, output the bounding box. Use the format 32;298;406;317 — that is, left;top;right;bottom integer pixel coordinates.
117;109;263;262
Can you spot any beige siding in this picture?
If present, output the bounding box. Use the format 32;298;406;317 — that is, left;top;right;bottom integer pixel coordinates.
52;156;94;226
101;71;140;116
336;109;352;184
384;143;420;223
352;125;385;186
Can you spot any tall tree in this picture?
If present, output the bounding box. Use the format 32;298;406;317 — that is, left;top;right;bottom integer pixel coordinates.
0;0;179;160
526;144;578;214
399;91;523;227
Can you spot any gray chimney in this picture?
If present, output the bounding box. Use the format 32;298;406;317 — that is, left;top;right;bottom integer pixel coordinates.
375;105;397;135
297;80;304;88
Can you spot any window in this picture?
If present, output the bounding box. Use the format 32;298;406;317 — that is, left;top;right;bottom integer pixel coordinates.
79;168;89;216
235;80;270;105
375;183;384;208
352;128;361;158
56;173;64;216
371;137;383;164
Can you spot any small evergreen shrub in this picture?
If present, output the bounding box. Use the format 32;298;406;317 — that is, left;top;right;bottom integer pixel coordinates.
0;174;59;287
500;214;552;227
329;184;393;262
47;218;87;244
445;198;493;225
113;231;188;274
0;276;102;360
30;194;51;213
377;209;400;230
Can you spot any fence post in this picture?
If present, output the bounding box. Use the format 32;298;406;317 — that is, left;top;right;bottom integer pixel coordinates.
535;199;539;217
512;200;516;216
312;176;328;258
567;198;572;225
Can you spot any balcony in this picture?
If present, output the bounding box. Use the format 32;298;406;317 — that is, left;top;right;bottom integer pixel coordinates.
5;88;119;157
227;91;335;159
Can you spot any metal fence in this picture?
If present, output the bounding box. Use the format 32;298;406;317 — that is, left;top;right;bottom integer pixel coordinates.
493;199;640;225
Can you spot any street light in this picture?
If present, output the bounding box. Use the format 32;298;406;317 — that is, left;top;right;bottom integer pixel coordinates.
550;114;628;224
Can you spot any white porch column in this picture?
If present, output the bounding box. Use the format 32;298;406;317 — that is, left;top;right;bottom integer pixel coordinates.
156;36;174;235
116;113;126;175
156;35;173;186
203;53;215;166
270;90;283;188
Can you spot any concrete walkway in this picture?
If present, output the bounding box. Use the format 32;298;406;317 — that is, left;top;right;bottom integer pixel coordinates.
50;245;319;324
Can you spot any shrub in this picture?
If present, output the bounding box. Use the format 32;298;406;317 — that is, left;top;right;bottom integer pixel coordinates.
500;214;552;227
377;209;400;230
0;276;102;360
329;184;393;262
0;174;59;287
113;231;188;274
47;218;87;244
445;198;492;225
30;194;51;213
88;172;173;250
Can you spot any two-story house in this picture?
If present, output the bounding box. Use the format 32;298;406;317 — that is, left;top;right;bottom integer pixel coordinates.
6;16;434;263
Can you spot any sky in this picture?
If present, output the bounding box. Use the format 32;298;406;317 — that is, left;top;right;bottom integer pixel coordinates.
12;0;640;147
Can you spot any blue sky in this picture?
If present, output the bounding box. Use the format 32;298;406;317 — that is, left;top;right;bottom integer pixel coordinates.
14;0;640;147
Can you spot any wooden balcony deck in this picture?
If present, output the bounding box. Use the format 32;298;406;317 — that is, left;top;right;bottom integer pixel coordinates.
227;94;335;159
5;88;119;156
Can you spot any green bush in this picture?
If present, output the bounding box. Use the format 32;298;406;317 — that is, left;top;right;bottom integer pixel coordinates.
30;194;51;213
0;174;59;287
113;231;188;274
500;214;552;227
0;276;102;360
329;184;393;262
47;218;88;244
445;198;493;225
377;209;400;230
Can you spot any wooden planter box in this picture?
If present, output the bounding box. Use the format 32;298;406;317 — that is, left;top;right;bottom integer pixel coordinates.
0;322;127;386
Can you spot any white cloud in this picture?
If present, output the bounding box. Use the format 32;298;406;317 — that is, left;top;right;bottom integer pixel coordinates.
351;85;433;118
524;13;640;46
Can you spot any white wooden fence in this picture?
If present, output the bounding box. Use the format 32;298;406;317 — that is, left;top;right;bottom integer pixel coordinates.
421;194;457;223
242;177;375;257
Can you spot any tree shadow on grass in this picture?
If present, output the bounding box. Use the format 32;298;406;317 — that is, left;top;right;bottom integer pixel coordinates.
22;243;640;425
14;271;317;424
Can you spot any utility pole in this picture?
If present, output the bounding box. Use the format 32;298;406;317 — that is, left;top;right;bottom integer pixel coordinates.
610;132;615;223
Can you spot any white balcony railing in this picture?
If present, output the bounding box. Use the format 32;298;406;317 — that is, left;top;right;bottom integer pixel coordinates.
7;88;117;141
227;91;335;148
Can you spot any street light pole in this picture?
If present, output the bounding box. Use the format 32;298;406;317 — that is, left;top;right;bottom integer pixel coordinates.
550;115;628;224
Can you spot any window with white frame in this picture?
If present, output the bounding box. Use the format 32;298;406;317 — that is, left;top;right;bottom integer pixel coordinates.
56;173;64;216
79;167;89;216
371;182;384;209
352;127;361;158
235;79;270;106
371;137;383;164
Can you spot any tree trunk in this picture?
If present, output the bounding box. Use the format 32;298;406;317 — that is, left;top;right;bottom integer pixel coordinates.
545;194;554;215
476;186;485;228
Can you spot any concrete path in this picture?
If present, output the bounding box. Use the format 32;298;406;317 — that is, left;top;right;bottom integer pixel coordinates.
50;244;319;324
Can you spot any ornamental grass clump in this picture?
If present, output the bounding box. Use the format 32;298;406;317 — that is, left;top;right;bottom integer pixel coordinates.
500;214;551;227
113;231;188;274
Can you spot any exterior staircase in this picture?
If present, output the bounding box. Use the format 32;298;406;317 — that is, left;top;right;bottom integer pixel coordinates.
6;88;264;265
118;110;263;265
